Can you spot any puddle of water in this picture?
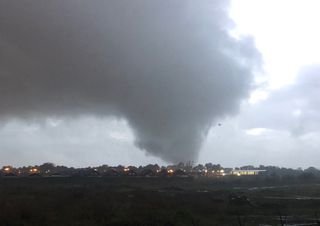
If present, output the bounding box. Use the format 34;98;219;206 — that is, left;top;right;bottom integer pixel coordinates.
263;196;320;200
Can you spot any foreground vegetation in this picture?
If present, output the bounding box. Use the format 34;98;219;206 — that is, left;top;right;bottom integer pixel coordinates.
0;176;320;226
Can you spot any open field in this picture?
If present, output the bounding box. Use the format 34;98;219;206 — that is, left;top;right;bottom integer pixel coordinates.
0;176;320;226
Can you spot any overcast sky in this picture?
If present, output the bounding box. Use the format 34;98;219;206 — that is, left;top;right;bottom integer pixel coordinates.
0;0;319;168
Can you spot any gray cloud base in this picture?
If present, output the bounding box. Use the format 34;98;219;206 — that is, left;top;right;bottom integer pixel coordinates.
0;0;260;162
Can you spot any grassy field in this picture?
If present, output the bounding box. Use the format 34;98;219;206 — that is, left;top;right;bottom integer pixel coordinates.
0;176;320;226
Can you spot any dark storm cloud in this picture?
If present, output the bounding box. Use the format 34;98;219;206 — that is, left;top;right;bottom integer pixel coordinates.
242;65;320;136
0;0;260;162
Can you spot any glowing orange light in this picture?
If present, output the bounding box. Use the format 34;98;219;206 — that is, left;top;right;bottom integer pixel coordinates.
167;169;174;174
30;168;38;173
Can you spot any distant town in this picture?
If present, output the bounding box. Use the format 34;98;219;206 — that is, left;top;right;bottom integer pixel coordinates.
1;162;319;179
1;162;320;226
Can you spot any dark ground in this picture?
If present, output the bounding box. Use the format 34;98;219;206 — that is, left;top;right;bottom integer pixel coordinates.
0;176;320;226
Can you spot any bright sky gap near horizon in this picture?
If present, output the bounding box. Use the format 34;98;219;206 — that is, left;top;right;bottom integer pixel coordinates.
0;0;320;168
